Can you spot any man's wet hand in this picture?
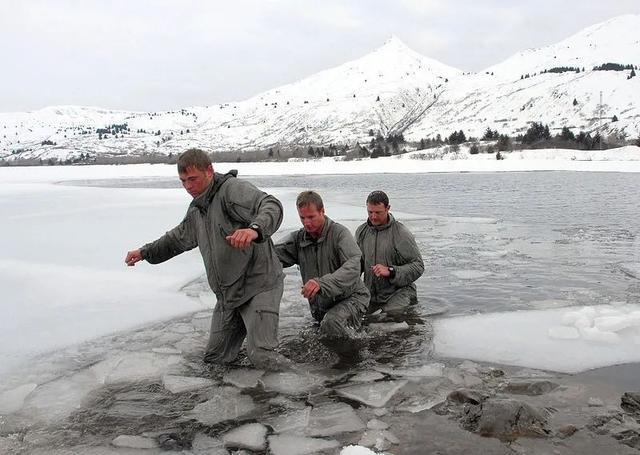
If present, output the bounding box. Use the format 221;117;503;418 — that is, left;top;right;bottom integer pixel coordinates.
371;264;391;277
301;279;321;299
226;228;258;249
125;249;143;266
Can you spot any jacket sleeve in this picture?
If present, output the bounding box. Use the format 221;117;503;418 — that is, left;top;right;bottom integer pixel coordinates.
140;212;198;264
224;179;283;241
316;226;363;298
390;225;424;287
274;231;299;268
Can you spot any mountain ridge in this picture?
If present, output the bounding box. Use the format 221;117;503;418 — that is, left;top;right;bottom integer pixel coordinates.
1;15;639;163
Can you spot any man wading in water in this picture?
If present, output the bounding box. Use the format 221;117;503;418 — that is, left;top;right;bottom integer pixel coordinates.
125;148;291;370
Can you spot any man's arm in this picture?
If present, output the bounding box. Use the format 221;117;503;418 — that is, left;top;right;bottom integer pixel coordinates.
274;231;299;268
315;225;363;298
388;225;425;287
224;179;284;243
125;215;197;266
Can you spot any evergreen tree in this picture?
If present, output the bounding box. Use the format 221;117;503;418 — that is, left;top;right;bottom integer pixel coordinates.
612;115;618;122
559;126;575;141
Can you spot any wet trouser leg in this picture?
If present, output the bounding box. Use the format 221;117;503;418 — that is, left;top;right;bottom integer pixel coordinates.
377;286;417;314
204;279;289;370
318;292;369;341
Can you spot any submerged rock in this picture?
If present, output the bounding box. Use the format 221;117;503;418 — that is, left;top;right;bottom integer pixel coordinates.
621;392;640;415
335;380;408;408
223;423;268;451
461;398;550;441
268;435;340;455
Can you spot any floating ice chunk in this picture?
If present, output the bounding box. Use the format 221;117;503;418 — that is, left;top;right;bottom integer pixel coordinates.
111;435;159;449
268;435;340;455
259;372;323;395
349;371;385;383
307;403;365;436
223;368;265;389
21;370;98;424
451;270;492;280
0;383;37;414
548;326;580;340
162;375;215;394
263;407;311;433
223;423;267;451
368;321;410;333
594;315;640;332
341;445;377;455
335;380;408;408
188;387;256;426
103;352;182;384
435;304;640;373
579;327;621;344
560;311;583;326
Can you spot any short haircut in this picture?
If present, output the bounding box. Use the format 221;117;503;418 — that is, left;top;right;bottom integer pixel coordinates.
296;191;324;210
366;190;389;207
177;148;211;173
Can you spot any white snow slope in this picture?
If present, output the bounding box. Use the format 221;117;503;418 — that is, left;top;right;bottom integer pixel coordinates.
1;15;639;162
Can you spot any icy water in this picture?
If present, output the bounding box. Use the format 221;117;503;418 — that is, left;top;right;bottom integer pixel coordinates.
2;171;640;454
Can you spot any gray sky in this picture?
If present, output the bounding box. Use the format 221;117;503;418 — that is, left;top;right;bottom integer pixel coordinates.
1;0;638;113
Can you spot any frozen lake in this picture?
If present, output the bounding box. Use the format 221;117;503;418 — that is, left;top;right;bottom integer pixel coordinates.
2;167;640;454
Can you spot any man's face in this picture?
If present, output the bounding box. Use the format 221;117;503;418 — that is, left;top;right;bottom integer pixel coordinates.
298;204;326;237
367;202;390;226
179;165;213;198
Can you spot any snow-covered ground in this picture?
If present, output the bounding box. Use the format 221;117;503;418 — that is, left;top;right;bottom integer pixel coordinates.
1;152;640;381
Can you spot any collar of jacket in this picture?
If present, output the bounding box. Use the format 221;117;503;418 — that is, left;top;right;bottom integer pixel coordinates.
300;216;334;247
190;170;238;213
367;212;396;231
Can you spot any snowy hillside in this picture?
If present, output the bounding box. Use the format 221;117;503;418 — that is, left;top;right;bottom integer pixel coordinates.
1;16;639;163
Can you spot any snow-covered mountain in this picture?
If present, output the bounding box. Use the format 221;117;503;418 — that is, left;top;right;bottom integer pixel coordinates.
1;16;639;163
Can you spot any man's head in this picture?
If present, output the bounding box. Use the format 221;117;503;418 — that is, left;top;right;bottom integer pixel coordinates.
177;148;214;198
366;190;391;226
296;191;325;238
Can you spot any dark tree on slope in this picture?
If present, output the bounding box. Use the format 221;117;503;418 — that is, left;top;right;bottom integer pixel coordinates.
497;134;512;151
611;115;618;122
482;127;498;140
448;130;466;145
559;126;575;141
521;122;551;144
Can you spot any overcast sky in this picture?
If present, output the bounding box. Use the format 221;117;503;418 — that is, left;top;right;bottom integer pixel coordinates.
1;0;638;113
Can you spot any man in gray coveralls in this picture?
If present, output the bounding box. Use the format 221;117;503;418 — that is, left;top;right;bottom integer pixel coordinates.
124;148;290;370
275;191;369;349
356;190;424;314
